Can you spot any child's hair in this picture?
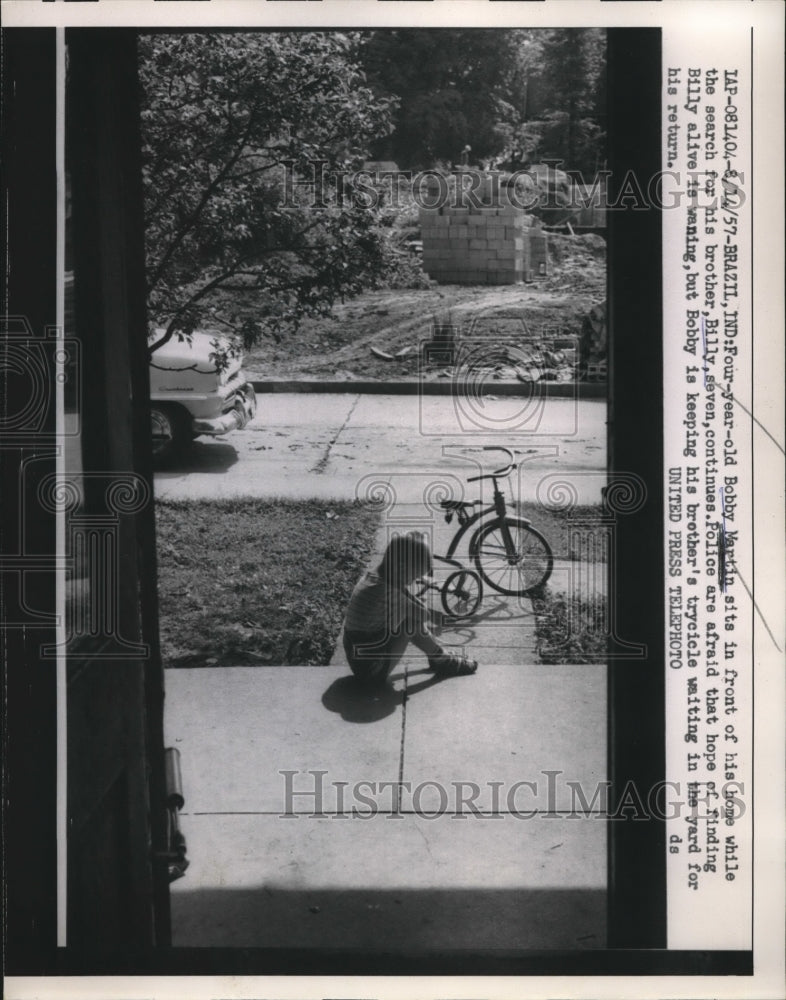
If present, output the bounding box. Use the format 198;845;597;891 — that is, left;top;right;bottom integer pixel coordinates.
379;531;432;584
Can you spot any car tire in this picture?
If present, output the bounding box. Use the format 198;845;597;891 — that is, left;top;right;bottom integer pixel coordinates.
151;404;191;464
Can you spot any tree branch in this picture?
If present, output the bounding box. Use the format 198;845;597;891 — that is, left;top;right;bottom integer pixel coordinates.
149;228;319;352
147;101;263;294
148;218;339;354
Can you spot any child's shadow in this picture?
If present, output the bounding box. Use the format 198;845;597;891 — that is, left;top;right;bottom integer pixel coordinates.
322;669;442;724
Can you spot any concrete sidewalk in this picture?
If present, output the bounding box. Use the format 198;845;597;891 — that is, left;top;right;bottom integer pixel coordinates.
165;660;606;950
165;512;607;951
154;393;607;504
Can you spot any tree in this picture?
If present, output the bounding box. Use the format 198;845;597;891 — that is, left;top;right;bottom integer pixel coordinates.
138;32;396;355
357;30;524;169
356;29;605;175
533;29;606;176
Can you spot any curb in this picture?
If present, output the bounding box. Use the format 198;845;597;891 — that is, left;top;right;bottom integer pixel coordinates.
250;379;607;398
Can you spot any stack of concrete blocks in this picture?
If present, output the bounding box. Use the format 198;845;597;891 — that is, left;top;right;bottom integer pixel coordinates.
419;174;548;286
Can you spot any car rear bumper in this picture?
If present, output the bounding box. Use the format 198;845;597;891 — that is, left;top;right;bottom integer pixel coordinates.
192;382;257;436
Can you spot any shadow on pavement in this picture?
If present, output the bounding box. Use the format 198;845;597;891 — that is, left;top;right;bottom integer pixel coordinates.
155;440;239;476
171;885;606;951
432;596;536;653
466;595;528;622
432;594;533;627
322;669;444;723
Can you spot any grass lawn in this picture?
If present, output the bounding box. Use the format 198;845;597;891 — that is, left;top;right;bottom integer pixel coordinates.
515;501;608;562
532;590;608;664
517;501;608;664
155;498;379;667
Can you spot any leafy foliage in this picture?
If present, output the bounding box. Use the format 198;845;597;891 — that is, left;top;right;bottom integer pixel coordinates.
358;28;606;176
531;29;606;176
358;29;526;169
139;32;397;351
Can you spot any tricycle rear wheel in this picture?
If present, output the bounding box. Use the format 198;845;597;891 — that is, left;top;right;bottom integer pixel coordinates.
441;569;483;619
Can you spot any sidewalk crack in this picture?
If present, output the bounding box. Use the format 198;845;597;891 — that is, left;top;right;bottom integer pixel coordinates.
310;393;360;474
395;666;409;813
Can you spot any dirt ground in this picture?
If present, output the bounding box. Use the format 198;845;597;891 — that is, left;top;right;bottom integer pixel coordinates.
242;232;606;381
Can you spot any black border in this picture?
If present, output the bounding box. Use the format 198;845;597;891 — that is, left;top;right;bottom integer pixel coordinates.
2;27;60;973
40;946;754;977
606;26;667;949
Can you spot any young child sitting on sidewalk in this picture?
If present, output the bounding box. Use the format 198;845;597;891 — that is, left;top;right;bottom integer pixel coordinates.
342;531;478;689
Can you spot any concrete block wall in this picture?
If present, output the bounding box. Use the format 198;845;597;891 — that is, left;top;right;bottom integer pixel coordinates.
420;196;548;286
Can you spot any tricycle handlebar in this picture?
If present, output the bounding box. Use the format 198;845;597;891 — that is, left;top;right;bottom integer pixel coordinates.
467;446;516;482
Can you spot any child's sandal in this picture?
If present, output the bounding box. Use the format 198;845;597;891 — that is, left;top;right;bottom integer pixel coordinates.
429;652;478;677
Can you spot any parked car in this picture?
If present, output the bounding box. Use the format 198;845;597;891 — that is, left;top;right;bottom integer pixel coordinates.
149;330;256;461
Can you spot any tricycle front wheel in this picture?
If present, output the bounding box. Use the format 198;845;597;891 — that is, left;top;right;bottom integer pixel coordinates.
473;517;553;596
